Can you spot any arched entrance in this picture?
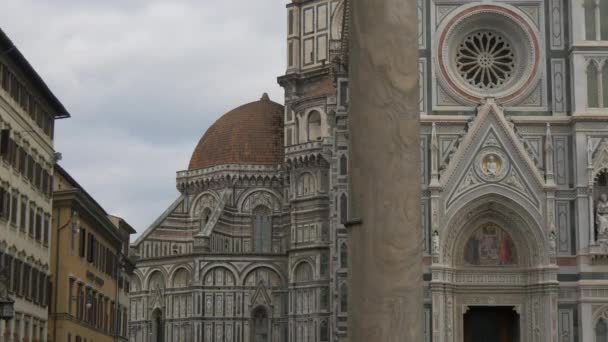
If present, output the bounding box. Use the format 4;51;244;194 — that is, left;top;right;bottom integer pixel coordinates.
252;306;270;342
151;308;164;342
432;195;557;342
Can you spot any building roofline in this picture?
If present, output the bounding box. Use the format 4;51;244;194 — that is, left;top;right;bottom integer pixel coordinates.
108;214;137;234
0;28;70;119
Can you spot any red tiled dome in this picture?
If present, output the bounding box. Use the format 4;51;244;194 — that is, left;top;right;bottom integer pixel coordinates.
188;94;284;170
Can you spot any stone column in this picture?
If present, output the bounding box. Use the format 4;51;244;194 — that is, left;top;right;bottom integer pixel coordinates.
347;0;423;341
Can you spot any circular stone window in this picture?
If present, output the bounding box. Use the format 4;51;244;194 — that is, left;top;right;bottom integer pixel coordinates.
436;4;540;105
456;31;516;90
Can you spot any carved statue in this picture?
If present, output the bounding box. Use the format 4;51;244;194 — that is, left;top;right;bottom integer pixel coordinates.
485;155;499;176
549;230;557;256
432;230;440;255
597;194;608;239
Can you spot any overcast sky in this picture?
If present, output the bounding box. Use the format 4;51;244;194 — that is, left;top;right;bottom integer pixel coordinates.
0;0;286;236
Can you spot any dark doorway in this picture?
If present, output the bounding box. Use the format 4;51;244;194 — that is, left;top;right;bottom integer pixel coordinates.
464;306;519;342
252;306;270;342
152;308;164;342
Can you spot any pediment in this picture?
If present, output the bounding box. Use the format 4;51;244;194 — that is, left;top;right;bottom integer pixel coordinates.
251;281;272;307
441;100;545;211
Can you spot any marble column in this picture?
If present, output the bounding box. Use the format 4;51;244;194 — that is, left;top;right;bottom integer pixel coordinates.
347;0;423;341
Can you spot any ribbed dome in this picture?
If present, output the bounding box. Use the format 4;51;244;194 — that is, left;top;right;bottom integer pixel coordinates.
188;94;284;171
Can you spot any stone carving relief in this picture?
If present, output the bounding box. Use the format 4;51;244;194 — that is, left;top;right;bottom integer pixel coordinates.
598;194;608;241
589;139;608;258
475;147;509;182
552;59;567;114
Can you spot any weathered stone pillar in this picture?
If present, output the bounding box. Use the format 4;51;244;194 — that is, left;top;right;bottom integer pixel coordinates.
347;0;423;341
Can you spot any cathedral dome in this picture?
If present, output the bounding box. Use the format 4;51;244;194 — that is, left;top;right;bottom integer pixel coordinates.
188;93;284;170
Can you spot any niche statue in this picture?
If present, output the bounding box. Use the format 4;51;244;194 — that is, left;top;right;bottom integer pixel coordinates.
597;193;608;239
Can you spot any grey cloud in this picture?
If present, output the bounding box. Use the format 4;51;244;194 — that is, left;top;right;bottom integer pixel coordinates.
0;0;287;235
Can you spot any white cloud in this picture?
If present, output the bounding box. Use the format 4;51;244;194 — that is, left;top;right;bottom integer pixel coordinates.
0;0;287;236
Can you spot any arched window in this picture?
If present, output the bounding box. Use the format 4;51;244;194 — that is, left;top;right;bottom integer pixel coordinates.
321;223;329;242
320;319;329;342
171;268;191;288
340;242;348;269
586;0;598;40
588;60;601;108
340;283;348;313
585;0;608;41
597;318;608;341
252;307;269;342
307;110;322;141
339;154;347;175
320;253;329;276
320;287;329;310
148;271;165;290
294;262;313;282
340;194;347;225
253;206;272;253
297;172;316;196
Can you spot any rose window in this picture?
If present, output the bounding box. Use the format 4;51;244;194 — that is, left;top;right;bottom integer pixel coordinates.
455;31;516;90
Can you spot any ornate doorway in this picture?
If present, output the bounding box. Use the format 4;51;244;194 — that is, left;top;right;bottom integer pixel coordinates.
463;306;519;342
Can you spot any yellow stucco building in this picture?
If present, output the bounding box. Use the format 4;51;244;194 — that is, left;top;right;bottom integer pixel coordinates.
50;165;134;342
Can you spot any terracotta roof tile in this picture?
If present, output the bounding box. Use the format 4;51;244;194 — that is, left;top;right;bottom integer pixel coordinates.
188;94;284;170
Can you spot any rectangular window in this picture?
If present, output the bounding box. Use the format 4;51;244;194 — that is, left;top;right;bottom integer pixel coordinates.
10;192;17;226
18;146;25;175
79;228;86;258
23;263;31;300
13;260;21;294
303;38;314;65
288;41;294;67
43;274;49;306
29;204;35;237
35;210;42;242
43;214;49;246
3;190;9;221
0;63;8;91
601;0;608;40
31;268;39;304
0;129;9;159
38;271;45;306
19;197;27;232
27;155;34;181
0;188;5;219
317;4;328;31
288;10;294;35
5;255;13;293
303;7;314;34
317;35;327;63
87;233;95;263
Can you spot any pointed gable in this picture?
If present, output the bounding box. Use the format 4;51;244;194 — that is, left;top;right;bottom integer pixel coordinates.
440;99;546;211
